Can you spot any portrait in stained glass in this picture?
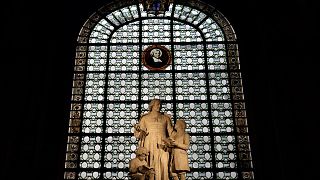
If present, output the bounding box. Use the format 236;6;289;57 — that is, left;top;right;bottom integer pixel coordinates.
142;45;172;70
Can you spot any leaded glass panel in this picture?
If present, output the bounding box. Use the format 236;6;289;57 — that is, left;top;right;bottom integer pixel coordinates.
175;72;207;100
188;135;213;167
176;102;210;133
109;45;139;71
199;18;224;41
87;46;108;71
82;103;104;133
79;171;100;179
187;171;214;179
89;20;114;43
142;19;171;43
141;72;173;101
213;135;237;168
107;73;139;101
105;103;138;133
104;136;136;169
211;103;234;133
216;171;238;179
80;136;102;169
85;74;106;101
174;45;205;70
207;44;227;70
106;13;121;26
173;21;203;43
111;22;139;44
103;171;129;180
209;72;231;101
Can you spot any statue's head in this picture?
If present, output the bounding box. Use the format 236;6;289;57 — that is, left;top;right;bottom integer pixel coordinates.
148;98;161;112
135;147;149;160
175;119;187;130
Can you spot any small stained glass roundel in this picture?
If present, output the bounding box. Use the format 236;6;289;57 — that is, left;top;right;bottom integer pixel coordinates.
142;45;172;70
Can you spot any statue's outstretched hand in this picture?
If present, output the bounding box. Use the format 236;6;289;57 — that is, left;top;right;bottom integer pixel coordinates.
134;123;148;139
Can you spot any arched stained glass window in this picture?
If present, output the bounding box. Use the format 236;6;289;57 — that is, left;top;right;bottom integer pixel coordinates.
64;0;254;179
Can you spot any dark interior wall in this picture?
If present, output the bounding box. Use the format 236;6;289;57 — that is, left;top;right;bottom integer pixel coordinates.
3;0;318;179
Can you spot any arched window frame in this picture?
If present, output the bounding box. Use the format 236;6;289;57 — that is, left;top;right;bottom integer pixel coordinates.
64;0;254;179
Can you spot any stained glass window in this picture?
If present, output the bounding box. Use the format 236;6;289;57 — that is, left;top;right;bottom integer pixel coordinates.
64;0;254;179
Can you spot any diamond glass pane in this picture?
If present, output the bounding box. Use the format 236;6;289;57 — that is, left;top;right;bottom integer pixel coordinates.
142;19;171;43
129;5;139;19
199;17;224;41
120;7;133;21
111;22;139;44
209;72;231;100
104;136;137;169
214;135;237;169
107;73;139;101
174;44;205;70
216;171;238;179
82;103;104;133
141;73;173;101
89;20;114;43
207;44;227;70
176;72;207;101
173;21;203;43
104;171;130;180
186;171;214;179
211;103;234;133
80;136;102;171
105;103;138;133
84;73;106;101
186;135;213;177
87;46;108;71
190;10;207;26
112;10;127;24
78;171;100;179
176;102;210;133
109;45;139;71
180;6;192;22
106;13;121;26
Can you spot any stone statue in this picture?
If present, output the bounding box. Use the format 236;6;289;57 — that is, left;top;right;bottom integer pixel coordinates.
129;147;155;180
169;119;190;180
133;99;175;180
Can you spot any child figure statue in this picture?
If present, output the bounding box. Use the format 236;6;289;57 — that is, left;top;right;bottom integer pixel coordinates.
170;119;190;180
129;147;155;180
